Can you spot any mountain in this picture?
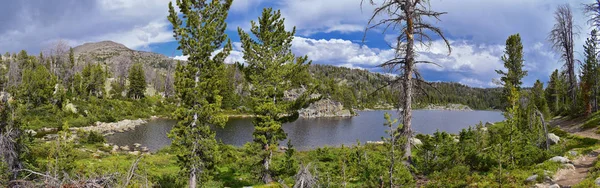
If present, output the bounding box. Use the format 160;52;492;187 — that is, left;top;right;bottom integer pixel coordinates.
71;41;503;110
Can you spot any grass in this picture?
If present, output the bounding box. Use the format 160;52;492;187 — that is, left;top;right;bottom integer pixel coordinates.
582;111;600;129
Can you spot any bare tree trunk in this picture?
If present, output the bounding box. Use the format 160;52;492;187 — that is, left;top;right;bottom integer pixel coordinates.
401;2;415;163
189;168;197;188
263;145;273;183
536;110;550;150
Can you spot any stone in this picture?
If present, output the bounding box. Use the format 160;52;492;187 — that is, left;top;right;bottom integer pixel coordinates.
525;174;538;183
92;153;101;159
24;129;37;136
569;150;578;156
595;177;600;185
298;99;354;118
548;156;570;164
547;133;560;145
411;138;423;146
140;147;149;152
128;151;140;156
562;163;575;170
103;143;110;147
111;145;119;153
279;146;288;151
133;143;141;148
120;145;130;151
548;184;560;188
40;127;58;132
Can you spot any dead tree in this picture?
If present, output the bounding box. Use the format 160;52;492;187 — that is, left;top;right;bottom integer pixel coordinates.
362;0;451;166
293;163;317;188
0;93;23;181
548;4;578;110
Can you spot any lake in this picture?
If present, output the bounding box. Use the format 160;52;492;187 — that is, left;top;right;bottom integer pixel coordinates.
105;110;504;152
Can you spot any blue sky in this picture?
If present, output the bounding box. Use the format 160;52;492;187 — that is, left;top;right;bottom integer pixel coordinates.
0;0;595;88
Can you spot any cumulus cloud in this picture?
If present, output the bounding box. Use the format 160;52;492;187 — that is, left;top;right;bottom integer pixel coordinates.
0;0;174;53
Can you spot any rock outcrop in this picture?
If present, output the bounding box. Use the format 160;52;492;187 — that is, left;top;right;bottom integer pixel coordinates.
75;119;147;135
422;104;473;111
298;99;354;118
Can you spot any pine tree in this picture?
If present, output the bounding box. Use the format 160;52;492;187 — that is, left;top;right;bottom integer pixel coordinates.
496;34;527;93
127;63;146;99
532;80;550;117
581;29;598;115
546;69;560;114
167;0;233;187
238;8;312;183
19;65;57;106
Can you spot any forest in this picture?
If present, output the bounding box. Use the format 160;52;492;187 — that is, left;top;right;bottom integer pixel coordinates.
2;0;600;187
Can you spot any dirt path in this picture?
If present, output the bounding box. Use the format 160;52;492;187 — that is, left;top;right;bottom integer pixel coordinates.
549;117;600;187
553;150;599;187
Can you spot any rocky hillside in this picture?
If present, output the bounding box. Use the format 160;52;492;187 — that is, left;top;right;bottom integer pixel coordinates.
73;41;174;69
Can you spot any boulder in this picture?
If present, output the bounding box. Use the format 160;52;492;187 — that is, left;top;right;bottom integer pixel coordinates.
525;174;538;183
569;150;578;156
120;145;130;151
111;145;119;153
595;177;600;186
279;146;288;151
128;151;140;156
562;163;575;170
298;99;354;118
411;138;423;146
140;147;149;152
548;156;570;164
547;133;560;145
24;129;37;136
133;143;141;148
548;184;560;188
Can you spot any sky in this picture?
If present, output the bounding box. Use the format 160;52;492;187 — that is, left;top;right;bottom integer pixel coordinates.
0;0;596;88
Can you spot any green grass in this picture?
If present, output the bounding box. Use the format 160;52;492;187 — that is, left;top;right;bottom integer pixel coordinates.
582;111;600;129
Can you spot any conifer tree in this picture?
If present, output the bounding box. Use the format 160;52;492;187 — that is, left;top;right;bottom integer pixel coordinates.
546;69;561;114
549;4;577;110
238;8;312;183
581;29;598;115
496;34;527;95
167;0;233;187
532;80;550;117
127;63;146;99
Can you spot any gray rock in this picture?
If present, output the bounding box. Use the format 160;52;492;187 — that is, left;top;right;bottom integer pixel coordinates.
128;151;140;156
298;99;354;118
548;184;560;188
547;133;560;145
548;156;570;164
111;145;119;153
24;129;37;136
525;174;538;183
411;138;423;146
133;143;141;148
120;145;130;151
140;147;149;152
569;150;578;156
562;163;575;170
595;177;600;185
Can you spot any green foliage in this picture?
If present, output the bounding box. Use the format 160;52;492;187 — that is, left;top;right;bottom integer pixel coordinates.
238;8;313;182
168;0;233;184
77;130;105;144
496;34;527;108
18;65;56;106
532;80;550;117
79;63;107;98
127;63;146;99
580;29;599;116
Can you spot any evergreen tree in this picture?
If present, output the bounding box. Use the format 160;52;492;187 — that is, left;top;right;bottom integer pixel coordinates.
238;8;312;183
167;0;233;187
127;63;146;99
496;34;527;93
581;29;598;115
532;80;550;117
18;65;56;106
81;63;106;98
546;69;560;114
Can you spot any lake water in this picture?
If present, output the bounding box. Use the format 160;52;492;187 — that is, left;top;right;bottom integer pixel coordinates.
105;110;504;152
